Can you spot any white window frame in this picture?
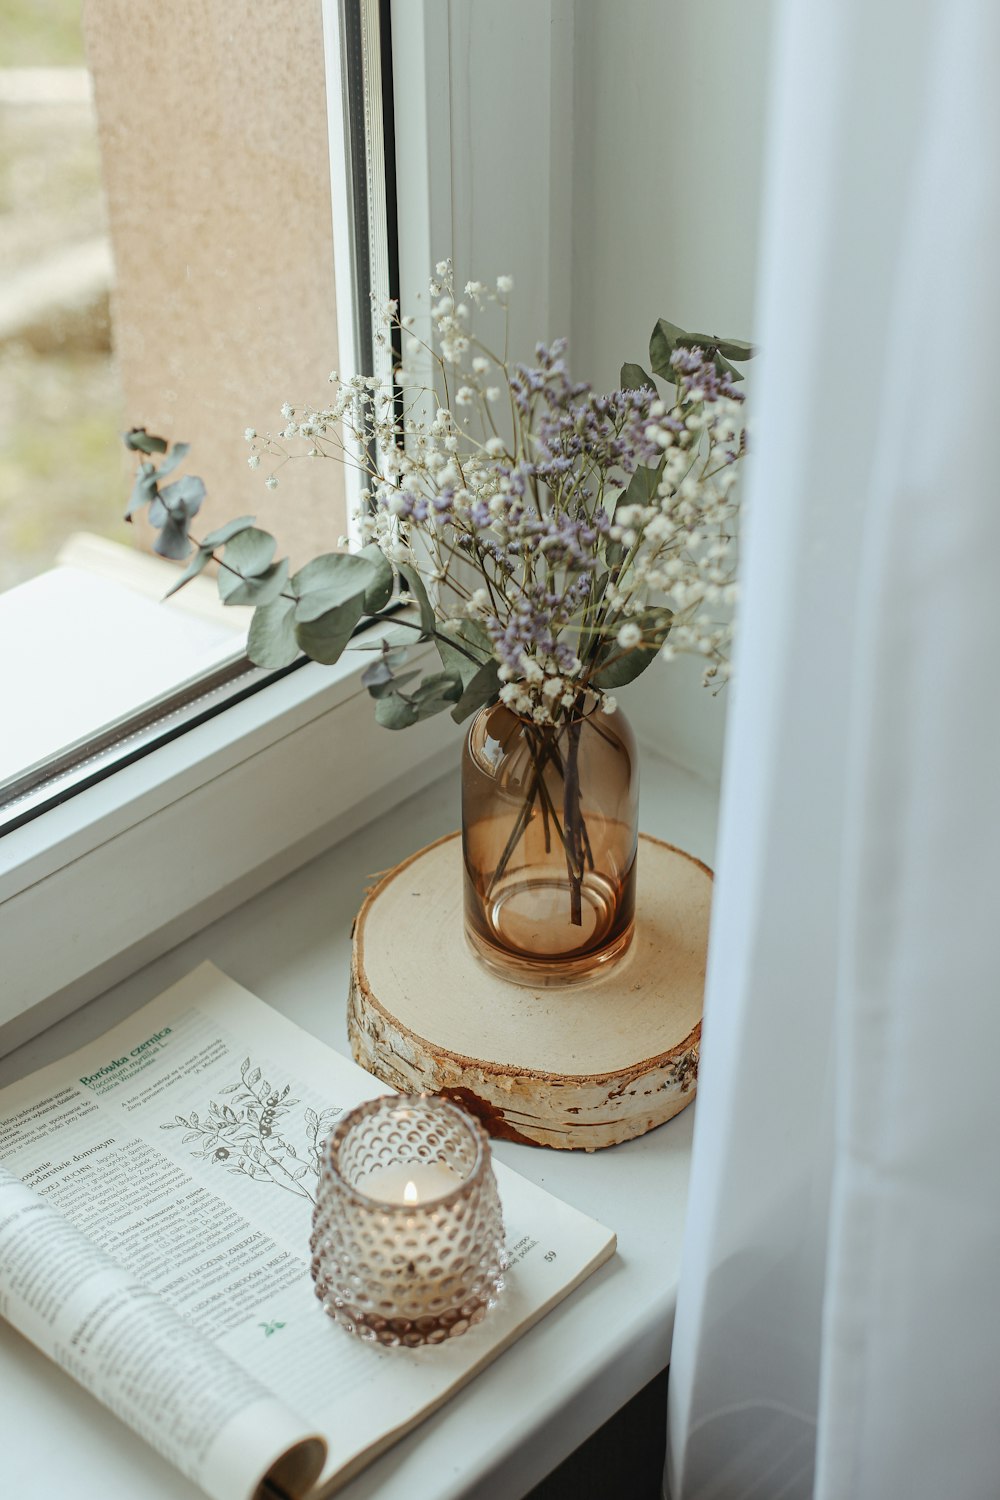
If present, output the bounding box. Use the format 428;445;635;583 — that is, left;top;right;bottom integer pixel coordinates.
0;0;575;1053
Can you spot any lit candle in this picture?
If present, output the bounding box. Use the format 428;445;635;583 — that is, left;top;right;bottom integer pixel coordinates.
358;1161;463;1205
311;1094;507;1347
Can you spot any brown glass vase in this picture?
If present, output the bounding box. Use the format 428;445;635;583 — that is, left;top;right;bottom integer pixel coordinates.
462;700;639;985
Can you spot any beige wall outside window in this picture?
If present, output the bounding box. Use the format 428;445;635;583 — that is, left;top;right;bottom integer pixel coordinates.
84;0;348;567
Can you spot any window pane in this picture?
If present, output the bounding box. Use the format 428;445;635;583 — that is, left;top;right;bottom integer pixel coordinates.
83;0;347;558
0;4;126;591
1;0;363;820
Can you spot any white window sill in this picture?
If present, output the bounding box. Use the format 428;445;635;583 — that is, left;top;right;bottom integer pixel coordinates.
0;743;718;1500
0;612;454;1055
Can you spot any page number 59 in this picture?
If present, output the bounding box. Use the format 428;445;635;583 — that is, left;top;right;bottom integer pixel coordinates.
544;1250;557;1263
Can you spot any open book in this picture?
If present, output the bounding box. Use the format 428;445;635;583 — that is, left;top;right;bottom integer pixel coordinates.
0;964;615;1500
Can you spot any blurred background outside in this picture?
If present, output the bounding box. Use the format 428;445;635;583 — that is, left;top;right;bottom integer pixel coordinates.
0;0;127;594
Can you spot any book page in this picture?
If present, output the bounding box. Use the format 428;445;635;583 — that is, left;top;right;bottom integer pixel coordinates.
0;1167;325;1500
0;964;615;1494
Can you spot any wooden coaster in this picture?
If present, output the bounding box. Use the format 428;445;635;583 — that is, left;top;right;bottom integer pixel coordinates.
348;831;712;1151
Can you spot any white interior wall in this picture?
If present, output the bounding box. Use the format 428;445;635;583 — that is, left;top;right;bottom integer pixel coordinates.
569;0;775;782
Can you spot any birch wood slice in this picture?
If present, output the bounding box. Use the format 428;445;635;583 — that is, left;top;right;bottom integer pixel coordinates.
348;831;712;1151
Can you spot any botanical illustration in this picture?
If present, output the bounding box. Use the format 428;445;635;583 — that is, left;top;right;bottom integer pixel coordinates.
160;1056;342;1205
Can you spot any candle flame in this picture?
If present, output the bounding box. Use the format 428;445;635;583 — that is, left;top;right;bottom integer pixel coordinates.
403;1179;419;1205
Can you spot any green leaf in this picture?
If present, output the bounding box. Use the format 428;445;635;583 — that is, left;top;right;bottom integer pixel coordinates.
620;362;657;394
293;591;365;664
374;693;420;730
152;519;192;561
621;462;664;508
412;671;463;704
682;333;754;362
163;545;212;598
591;610;672;689
365;668;420;700
450;659;501;723
435;633;487;689
156;474;205;523
455;619;493;655
291;552;375;622
415;695;461;721
247;595;299;668
649;318;688;379
202;515;256;548
716;353;745;383
358;543;394;613
221;527;277;581
126;462;158;518
123;427;167;455
155;441;191;479
591;645;657;690
219;557;289;607
649;318;752;384
399;564;436;638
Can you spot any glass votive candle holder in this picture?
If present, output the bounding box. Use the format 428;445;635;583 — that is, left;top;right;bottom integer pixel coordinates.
310;1094;506;1348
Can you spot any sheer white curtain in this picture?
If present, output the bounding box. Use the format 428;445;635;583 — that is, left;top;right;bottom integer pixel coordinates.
666;2;1000;1496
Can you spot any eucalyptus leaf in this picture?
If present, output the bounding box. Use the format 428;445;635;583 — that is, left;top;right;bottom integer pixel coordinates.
361;659;394;689
219;557;289;607
415;695;461;720
649;317;751;384
294;591;365;664
592;609;672;689
221;527;277;582
450;659;501;723
158;474;206;521
123;428;167;455
374;693;420;730
435;633;487;689
682;333;755;362
648;318;687;378
291;554;375;623
202;515;256;548
126;462;158;518
399;564;436;638
412;671;462;704
155;441;191;479
591;644;657;690
621;462;664;508
152;519;193;561
247;595;299;669
365;669;420;700
620;362;657;393
455;619;493;655
163;545;212;598
358;543;394;613
292;551;375;604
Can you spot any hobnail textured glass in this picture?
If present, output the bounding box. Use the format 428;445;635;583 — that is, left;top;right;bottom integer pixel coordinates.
310;1094;506;1347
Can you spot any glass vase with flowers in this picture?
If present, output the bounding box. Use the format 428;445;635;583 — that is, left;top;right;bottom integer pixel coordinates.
123;266;750;983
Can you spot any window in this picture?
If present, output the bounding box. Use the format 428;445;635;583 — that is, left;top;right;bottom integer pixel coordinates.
0;0;437;1044
0;0;390;831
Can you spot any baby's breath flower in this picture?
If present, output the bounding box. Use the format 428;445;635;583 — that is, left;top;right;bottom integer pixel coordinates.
264;474;278;490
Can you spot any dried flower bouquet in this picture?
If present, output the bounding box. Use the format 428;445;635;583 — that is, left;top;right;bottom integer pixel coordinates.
124;264;750;935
